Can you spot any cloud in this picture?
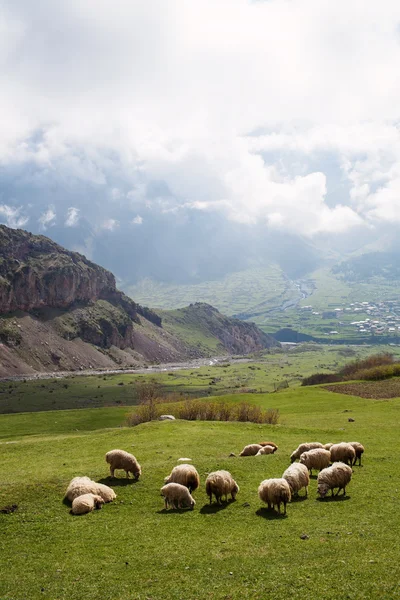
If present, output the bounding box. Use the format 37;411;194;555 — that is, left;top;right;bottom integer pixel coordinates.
101;218;119;231
38;206;56;230
0;204;29;228
132;215;143;225
65;207;79;227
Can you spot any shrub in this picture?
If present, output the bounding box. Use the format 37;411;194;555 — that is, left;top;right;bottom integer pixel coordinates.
340;353;394;378
301;373;341;386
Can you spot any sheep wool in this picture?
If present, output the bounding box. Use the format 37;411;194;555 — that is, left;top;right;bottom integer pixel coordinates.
348;442;365;466
258;478;291;514
317;462;352;498
205;470;239;504
161;483;196;510
106;449;141;480
282;463;309;497
65;476;116;503
239;444;263;457
71;493;104;515
256;445;276;456
299;448;331;474
258;442;278;452
329;443;356;466
290;442;324;463
164;464;200;493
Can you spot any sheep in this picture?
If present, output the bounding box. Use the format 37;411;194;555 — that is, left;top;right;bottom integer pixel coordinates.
256;445;276;456
205;470;239;505
259;441;278;452
348;442;365;466
164;464;200;493
290;442;324;463
239;444;263;457
106;449;141;480
329;443;356;466
299;448;331;475
71;493;104;515
258;478;291;514
323;443;334;451
65;476;116;503
282;463;309;497
161;483;196;510
317;462;352;498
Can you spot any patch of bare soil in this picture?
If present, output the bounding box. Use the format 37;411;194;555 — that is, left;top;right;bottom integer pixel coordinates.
325;378;400;399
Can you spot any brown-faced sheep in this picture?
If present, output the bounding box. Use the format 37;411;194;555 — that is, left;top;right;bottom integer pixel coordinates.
239;444;263;456
317;462;352;497
65;476;116;503
161;483;196;510
290;442;324;463
256;445;276;456
259;441;278;452
106;449;141;480
299;448;331;475
205;470;239;504
348;442;365;466
258;478;291;514
164;464;200;493
282;463;309;497
329;443;356;466
71;493;104;515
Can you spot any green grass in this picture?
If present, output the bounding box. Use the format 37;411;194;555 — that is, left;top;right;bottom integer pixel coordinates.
1;385;400;599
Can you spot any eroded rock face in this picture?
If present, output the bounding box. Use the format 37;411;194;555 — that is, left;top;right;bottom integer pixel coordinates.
0;226;116;313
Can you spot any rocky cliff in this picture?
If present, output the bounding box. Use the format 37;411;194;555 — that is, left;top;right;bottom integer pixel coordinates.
0;225;279;376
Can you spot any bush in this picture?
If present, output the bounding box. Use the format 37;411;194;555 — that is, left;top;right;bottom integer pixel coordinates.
301;373;342;386
340;353;394;378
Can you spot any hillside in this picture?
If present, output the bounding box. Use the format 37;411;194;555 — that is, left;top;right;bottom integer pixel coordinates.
0;226;278;376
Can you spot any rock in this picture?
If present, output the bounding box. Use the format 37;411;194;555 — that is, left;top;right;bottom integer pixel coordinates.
300;534;309;540
242;502;250;508
178;458;192;462
348;418;355;422
159;415;176;421
229;452;236;457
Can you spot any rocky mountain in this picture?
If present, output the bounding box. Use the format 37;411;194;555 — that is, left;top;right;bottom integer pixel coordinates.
0;225;278;376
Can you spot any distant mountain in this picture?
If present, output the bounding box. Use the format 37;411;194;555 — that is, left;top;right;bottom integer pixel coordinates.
332;252;400;282
0;225;278;376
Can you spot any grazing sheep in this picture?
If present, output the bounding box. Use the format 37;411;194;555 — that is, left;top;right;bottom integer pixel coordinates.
282;463;309;497
161;483;196;510
258;478;291;514
239;444;263;457
106;449;141;480
330;443;356;466
348;442;365;466
164;464;200;493
323;443;334;451
65;476;116;503
71;493;104;515
256;445;276;456
205;470;239;504
259;441;278;452
299;449;331;474
317;463;352;498
290;442;324;463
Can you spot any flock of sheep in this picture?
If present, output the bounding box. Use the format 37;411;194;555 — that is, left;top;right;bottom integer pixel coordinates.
64;441;364;516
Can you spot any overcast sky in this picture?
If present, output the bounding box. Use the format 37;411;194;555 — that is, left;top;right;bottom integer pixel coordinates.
1;0;400;280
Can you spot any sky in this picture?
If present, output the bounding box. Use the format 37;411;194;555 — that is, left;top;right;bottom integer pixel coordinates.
1;0;400;283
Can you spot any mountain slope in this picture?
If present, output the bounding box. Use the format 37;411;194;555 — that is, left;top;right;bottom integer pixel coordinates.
0;225;278;376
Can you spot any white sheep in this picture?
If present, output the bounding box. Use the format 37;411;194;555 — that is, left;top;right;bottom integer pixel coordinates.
329;443;356;466
164;464;200;493
239;444;263;457
105;449;141;480
161;483;196;510
317;462;352;498
258;441;278;452
71;493;105;515
65;476;116;503
258;478;291;514
323;443;334;450
282;463;309;497
348;442;365;466
205;470;239;504
299;448;331;474
290;442;324;463
255;445;276;456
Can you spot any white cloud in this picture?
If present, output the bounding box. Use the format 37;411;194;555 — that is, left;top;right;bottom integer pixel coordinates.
132;215;143;225
38;206;56;230
65;207;80;227
1;1;400;237
0;204;29;229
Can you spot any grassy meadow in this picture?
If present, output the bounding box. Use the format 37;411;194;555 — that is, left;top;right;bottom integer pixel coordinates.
1;379;400;599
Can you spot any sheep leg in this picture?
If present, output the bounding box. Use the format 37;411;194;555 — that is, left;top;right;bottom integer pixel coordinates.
305;486;308;498
335;487;341;496
125;470;130;479
110;467;115;478
283;502;287;515
209;495;212;505
277;503;281;514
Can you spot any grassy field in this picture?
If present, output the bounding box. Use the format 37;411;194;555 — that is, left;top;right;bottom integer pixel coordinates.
3;345;400;414
1;383;400;599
